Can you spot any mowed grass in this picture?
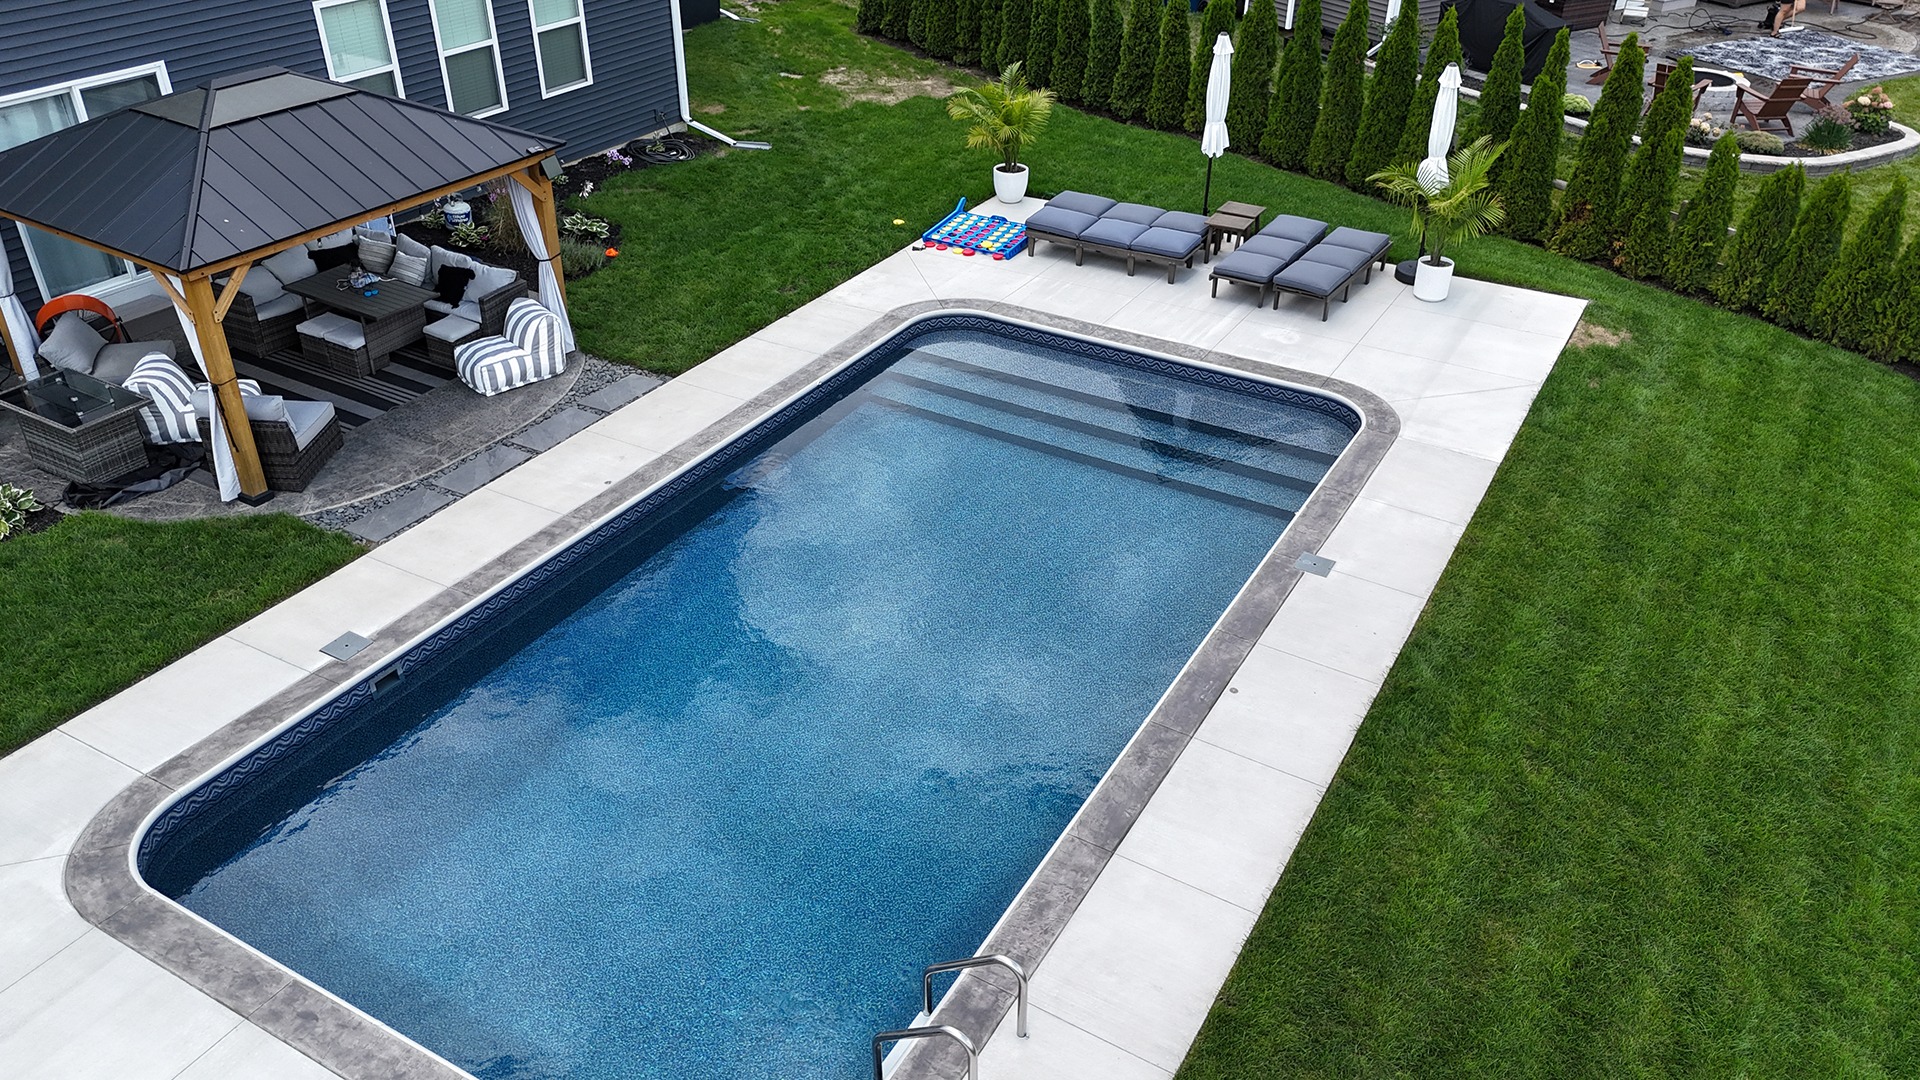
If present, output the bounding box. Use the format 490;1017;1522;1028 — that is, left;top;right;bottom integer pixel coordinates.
0;513;360;757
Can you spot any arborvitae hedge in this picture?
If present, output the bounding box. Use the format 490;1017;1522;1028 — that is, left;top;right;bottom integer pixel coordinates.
1713;166;1804;309
1763;172;1852;330
1397;7;1462;165
1187;0;1240;133
1229;0;1281;150
1475;4;1526;145
926;0;959;58
1261;0;1322;168
1612;56;1693;275
1147;1;1193;130
1053;0;1090;102
856;0;883;35
1346;0;1419;186
882;0;910;41
1867;232;1920;362
1496;27;1567;240
1085;0;1124;110
1546;32;1643;260
1306;2;1368;182
908;0;930;48
1112;0;1160;121
999;0;1031;70
1027;0;1057;85
979;0;1002;73
1664;133;1740;293
1811;177;1906;351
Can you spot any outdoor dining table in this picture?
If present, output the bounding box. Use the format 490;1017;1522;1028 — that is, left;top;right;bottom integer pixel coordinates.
282;266;436;368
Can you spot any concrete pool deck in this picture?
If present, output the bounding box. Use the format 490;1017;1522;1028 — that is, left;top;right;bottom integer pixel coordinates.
0;197;1584;1079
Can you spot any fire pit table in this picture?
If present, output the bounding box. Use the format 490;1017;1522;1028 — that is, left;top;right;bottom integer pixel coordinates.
0;367;151;483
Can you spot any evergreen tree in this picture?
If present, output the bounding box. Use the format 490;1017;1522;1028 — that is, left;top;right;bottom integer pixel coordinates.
1612;56;1694;275
1397;7;1462;165
1260;0;1322;167
1812;177;1906;351
1545;32;1644;260
1346;0;1419;186
1475;4;1526;144
1085;0;1125;111
979;0;1003;73
1148;1;1193;130
927;0;959;58
1495;26;1567;240
1866;234;1920;362
1664;133;1740;293
1713;165;1805;309
1306;1;1369;182
856;0;884;36
1112;0;1161;121
1000;0;1031;70
1027;0;1058;85
1053;0;1090;102
1763;171;1852;331
955;0;980;64
908;0;930;48
1228;0;1281;150
1187;0;1239;133
882;0;910;40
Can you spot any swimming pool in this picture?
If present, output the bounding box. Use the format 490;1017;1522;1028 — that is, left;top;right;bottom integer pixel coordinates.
138;315;1360;1080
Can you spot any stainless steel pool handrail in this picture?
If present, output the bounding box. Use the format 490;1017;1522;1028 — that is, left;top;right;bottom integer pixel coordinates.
871;1025;978;1080
922;954;1029;1039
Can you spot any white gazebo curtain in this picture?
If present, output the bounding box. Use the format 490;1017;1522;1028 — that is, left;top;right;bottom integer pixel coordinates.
0;243;40;379
166;274;239;502
506;181;577;354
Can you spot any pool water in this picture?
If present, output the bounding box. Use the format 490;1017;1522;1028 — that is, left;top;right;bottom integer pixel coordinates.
142;321;1357;1080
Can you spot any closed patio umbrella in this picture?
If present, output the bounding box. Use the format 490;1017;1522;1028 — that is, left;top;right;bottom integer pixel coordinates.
1200;32;1234;214
1399;63;1464;283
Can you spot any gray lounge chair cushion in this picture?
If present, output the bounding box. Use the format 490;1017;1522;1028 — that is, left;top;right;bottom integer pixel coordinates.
1102;202;1167;225
1025;206;1102;239
284;399;338;451
1240;235;1308;262
1130;226;1203;260
1151;210;1208;235
1047;191;1119;217
1272;258;1352;298
1211;249;1289;284
1258;214;1330;245
1320;227;1391;258
1299;244;1374;274
91;341;176;386
1082;218;1153;248
396;233;430;260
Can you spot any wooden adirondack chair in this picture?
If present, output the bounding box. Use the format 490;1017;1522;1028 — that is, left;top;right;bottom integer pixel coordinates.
1650;61;1712;114
1789;53;1860;109
1733;75;1815;136
1588;25;1620;86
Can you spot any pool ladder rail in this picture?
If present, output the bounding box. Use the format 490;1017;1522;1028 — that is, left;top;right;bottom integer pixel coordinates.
870;954;1030;1080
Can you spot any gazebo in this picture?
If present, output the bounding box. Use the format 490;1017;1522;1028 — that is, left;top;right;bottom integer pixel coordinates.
0;68;570;500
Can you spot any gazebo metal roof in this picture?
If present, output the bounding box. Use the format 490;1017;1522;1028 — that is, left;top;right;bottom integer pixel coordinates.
0;67;564;274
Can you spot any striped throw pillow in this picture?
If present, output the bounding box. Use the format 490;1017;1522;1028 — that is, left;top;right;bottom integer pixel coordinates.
121;354;197;444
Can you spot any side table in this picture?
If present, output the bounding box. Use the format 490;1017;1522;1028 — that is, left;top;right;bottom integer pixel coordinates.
0;367;151;483
1205;210;1258;261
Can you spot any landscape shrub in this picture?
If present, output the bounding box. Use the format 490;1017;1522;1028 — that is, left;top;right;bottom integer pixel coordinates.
999;0;1031;70
1867;231;1920;361
1545;31;1644;259
908;0;929;48
0;484;42;543
1686;112;1727;147
855;0;883;35
559;237;609;277
1561;92;1591;116
1713;165;1804;309
1802;108;1855;154
978;0;1002;74
882;0;910;40
1306;1;1369;182
1261;0;1323;168
1811;176;1905;350
1025;0;1057;85
1052;0;1090;101
1083;0;1123;109
1733;129;1784;155
1611;55;1694;268
1229;0;1282;150
926;0;958;58
1111;0;1160;120
1187;0;1240;132
1762;170;1851;330
1497;27;1568;240
1397;6;1462;165
1147;0;1193;130
1346;0;1419;186
1475;4;1526;145
1848;85;1895;134
1664;133;1740;293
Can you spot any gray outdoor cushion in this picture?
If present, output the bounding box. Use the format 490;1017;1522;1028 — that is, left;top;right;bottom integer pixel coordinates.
1151;210;1208;235
253;293;306;320
1258;214;1330;245
424;298;483;322
1320;227;1392;258
1046;191;1118;217
297;312;366;349
424;315;482;342
465;262;518;303
1299;244;1374;273
357;235;397;273
189;387;290;424
1130;226;1203;260
36;312;108;373
1240;235;1307;262
429;245;476;278
91;341;176;385
1102;202;1166;225
262;246;319;287
1211;249;1288;284
389;250;430;287
396;232;430;260
1025;206;1101;239
1273;258;1352;297
1081;218;1152;248
284;399;337;451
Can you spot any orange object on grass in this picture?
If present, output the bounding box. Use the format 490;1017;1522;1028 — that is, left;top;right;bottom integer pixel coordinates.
605;247;619;257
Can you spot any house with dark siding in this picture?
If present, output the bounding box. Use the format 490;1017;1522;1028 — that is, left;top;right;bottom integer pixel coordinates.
0;0;716;312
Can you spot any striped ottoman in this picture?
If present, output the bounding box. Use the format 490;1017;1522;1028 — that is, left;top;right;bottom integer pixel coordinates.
454;298;568;397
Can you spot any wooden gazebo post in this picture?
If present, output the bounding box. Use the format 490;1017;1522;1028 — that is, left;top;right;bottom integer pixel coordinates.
152;270;268;499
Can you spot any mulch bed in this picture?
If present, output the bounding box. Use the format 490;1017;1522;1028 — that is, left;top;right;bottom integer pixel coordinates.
11;505;62;537
401;218;624;284
1770;125;1902;158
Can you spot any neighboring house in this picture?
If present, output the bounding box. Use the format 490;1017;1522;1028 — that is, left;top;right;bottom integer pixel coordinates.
0;0;718;312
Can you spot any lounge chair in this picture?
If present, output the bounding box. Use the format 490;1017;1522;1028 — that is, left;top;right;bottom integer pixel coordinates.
1209;235;1314;307
1273;244;1383;321
1209;223;1390;318
1025;192;1211;283
190;386;344;492
1650;61;1712;114
1732;75;1814;136
1789;53;1859;110
1588;25;1619;86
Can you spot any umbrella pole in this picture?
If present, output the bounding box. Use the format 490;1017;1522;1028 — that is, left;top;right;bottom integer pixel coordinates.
1202;158;1214;216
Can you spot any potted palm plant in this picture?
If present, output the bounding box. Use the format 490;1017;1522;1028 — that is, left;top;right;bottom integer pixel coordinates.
947;62;1057;204
1369;136;1506;302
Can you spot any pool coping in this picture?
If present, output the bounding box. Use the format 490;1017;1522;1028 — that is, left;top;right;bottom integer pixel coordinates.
62;299;1398;1080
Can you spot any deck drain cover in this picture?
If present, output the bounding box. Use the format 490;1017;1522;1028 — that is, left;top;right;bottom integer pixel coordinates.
1294;552;1336;577
321;631;372;662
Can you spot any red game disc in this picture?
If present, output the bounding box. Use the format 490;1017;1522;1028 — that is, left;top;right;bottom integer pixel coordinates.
934;243;948;251
991;253;1004;260
962;248;975;256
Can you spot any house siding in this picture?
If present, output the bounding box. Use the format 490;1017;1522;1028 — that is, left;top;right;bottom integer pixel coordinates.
1317;0;1443;38
0;0;688;311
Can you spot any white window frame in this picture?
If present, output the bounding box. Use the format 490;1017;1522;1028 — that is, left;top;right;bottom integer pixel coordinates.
312;0;406;98
528;0;593;98
0;62;173;303
428;0;510;118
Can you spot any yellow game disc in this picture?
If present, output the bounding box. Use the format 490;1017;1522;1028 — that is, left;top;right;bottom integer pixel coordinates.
893;218;905;226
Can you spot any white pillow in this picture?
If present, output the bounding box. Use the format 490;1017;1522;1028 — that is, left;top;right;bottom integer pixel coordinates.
396;233;429;260
262;247;319;286
389;250;430;287
234;265;285;305
37;313;108;374
464;263;518;304
190;386;286;423
428;245;475;278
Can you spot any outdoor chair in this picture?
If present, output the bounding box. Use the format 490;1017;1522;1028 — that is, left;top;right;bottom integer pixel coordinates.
1210;235;1314;307
1317;227;1394;272
218;247;323;358
191;386;343;492
1732;75;1815;135
1272;245;1383;321
33;310;180;386
1789;53;1860;109
1588;25;1620;85
296;312;377;376
1025;192;1210;282
455;298;568;397
1651;61;1713;114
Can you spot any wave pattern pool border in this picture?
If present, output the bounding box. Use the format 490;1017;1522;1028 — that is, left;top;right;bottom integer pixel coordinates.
73;302;1398;1080
134;314;1360;874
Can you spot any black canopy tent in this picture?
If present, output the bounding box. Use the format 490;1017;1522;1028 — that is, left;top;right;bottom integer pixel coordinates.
1449;0;1568;81
0;68;567;499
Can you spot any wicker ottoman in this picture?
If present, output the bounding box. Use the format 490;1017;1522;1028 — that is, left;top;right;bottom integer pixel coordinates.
423;315;483;374
297;312;375;377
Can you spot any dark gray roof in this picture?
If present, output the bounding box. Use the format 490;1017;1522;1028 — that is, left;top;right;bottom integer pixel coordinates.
0;68;563;274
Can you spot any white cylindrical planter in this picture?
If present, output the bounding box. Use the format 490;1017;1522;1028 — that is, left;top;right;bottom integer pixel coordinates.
1413;256;1454;302
994;164;1030;204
